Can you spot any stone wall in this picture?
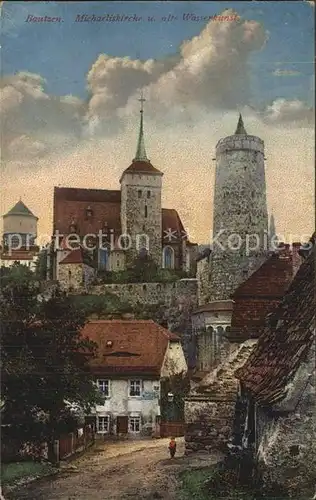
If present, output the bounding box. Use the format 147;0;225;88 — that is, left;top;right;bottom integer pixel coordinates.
89;278;198;308
89;281;175;306
185;340;257;454
185;397;236;454
59;263;95;290
209;133;269;301
196;257;210;306
256;341;316;497
59;263;82;290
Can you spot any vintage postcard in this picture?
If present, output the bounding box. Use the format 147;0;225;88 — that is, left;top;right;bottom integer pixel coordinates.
1;1;315;499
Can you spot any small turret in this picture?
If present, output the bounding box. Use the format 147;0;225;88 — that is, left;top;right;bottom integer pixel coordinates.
235;113;247;135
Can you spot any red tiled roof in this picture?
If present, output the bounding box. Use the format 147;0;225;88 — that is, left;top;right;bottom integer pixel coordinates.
53;187;188;242
162;208;185;238
54;187;121;203
227;251;298;341
54;188;121;236
0;248;39;260
81;320;180;376
232;252;295;299
59;248;84;264
122;160;162;176
235;240;315;405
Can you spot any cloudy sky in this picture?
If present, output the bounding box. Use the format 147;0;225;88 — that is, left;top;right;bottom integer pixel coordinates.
1;0;314;245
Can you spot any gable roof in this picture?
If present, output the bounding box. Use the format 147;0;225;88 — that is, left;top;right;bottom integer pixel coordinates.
232;251;295;299
162;208;185;239
59;248;84;264
235;238;315;405
81;320;180;376
3;200;37;219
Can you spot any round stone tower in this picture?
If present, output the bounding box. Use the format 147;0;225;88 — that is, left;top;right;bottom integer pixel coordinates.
209;114;269;300
120;94;163;266
2;199;38;248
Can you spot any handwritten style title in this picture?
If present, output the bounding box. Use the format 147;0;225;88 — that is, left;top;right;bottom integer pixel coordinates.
74;13;240;23
25;13;240;24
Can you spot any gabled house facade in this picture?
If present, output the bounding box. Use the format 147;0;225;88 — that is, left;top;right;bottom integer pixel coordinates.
82;320;187;437
234;236;316;497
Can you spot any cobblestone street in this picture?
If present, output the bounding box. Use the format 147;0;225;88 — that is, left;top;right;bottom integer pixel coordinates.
7;438;221;500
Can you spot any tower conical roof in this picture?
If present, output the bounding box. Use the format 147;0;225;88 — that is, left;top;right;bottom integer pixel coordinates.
3;199;37;218
120;93;162;180
133;95;148;162
235;113;247;135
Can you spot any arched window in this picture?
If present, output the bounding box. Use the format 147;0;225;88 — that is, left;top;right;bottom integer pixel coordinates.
144;205;148;218
98;248;108;270
186;249;190;272
138;235;149;257
138;190;142;198
162;246;175;269
139;247;148;258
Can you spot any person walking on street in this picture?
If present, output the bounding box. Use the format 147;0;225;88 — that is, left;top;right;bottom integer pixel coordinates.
168;437;176;459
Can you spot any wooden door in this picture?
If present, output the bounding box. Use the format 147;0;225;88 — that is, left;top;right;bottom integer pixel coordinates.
116;416;128;434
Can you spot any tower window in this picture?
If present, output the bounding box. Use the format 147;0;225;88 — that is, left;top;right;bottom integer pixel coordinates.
163;246;175;269
138;190;142;198
86;206;93;218
69;222;77;233
145;206;148;218
147;190;151;199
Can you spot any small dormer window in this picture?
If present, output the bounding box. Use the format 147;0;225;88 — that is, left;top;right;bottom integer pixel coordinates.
86;206;93;218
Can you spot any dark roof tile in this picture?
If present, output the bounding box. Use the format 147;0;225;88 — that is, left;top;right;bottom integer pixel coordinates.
235;239;315;405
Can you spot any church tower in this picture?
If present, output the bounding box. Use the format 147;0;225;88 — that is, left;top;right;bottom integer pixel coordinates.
209;114;269;300
120;94;163;266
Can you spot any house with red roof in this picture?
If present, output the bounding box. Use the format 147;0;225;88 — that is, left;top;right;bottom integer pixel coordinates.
233;235;315;496
185;243;304;455
50;101;197;286
82;319;187;437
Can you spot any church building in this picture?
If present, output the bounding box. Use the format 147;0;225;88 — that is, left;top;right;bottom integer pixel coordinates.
51;97;197;280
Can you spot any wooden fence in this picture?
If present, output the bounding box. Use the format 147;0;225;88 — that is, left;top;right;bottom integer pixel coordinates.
59;424;94;460
160;421;185;438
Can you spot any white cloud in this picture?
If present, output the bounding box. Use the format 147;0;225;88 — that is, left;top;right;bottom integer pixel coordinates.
0;72;85;160
263;98;314;125
272;69;301;77
87;9;268;128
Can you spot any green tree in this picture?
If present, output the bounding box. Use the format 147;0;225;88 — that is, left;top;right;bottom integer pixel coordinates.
0;264;103;462
35;247;48;280
126;254;159;282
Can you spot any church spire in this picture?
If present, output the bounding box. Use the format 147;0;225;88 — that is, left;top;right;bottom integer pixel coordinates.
133;91;149;162
269;213;278;249
235;113;247;135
